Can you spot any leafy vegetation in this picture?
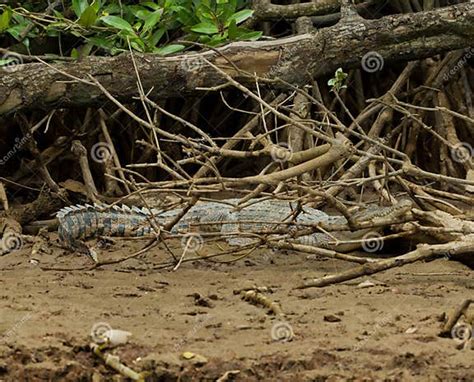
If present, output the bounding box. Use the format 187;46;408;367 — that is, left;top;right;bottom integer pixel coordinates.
0;0;261;58
328;68;348;93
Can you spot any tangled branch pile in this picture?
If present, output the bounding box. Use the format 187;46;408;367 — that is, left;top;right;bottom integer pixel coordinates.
0;0;472;282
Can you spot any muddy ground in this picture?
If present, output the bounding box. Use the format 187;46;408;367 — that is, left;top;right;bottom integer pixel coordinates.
0;235;472;382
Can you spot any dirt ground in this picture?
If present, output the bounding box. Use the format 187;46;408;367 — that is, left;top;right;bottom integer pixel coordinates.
0;235;472;382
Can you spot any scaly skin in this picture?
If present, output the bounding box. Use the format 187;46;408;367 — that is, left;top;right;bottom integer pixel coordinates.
56;198;412;258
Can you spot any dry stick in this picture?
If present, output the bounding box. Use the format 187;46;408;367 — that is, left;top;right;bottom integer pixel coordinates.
0;182;8;211
419;185;474;205
193;93;287;179
295;235;474;289
286;16;313;181
18;118;60;193
16;0;61;43
240;134;352;185
273;77;408;161
90;74;294;161
404;51;466;158
289;144;331;164
98;110;131;194
87;72;329;169
142;137;350;188
289;184;359;229
368;161;396;203
240;290;284;316
11;135;69;184
100;132;122;196
126;40;165;169
460;67;474;119
415;194;463;215
271;241;374;264
71;140;99;203
200;58;337;145
239;167;277;203
436;91;473;173
375;95;459;151
91;344;145;381
319;62;417;203
127;179;181;264
322;230;415;251
134;139;192;180
392;95;474;126
402;161;474;187
439;299;473;338
128;160;188;181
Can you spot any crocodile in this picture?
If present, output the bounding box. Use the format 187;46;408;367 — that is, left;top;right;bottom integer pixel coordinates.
56;198;412;261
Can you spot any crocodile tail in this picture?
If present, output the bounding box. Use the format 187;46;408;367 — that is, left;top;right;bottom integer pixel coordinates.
56;203;161;244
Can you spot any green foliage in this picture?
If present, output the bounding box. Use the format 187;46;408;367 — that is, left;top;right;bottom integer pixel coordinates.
0;0;261;57
328;68;348;93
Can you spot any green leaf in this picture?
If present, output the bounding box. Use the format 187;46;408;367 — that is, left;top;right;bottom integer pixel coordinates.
174;6;197;26
7;23;30;40
208;33;227;45
220;0;237;21
78;5;97;27
130;40;145;52
0;8;12;33
0;58;16;66
141;2;160;11
191;22;218;35
227;9;253;25
128;5;150;20
100;15;134;32
72;43;94;58
90;0;102;13
53;10;65;19
235;30;261;41
71;48;80;59
228;18;238;40
103;3;122;14
143;10;162;32
72;0;89;18
150;28;165;46
154;44;185;55
87;35;115;51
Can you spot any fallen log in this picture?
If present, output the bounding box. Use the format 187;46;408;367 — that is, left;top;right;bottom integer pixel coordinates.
0;3;473;115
